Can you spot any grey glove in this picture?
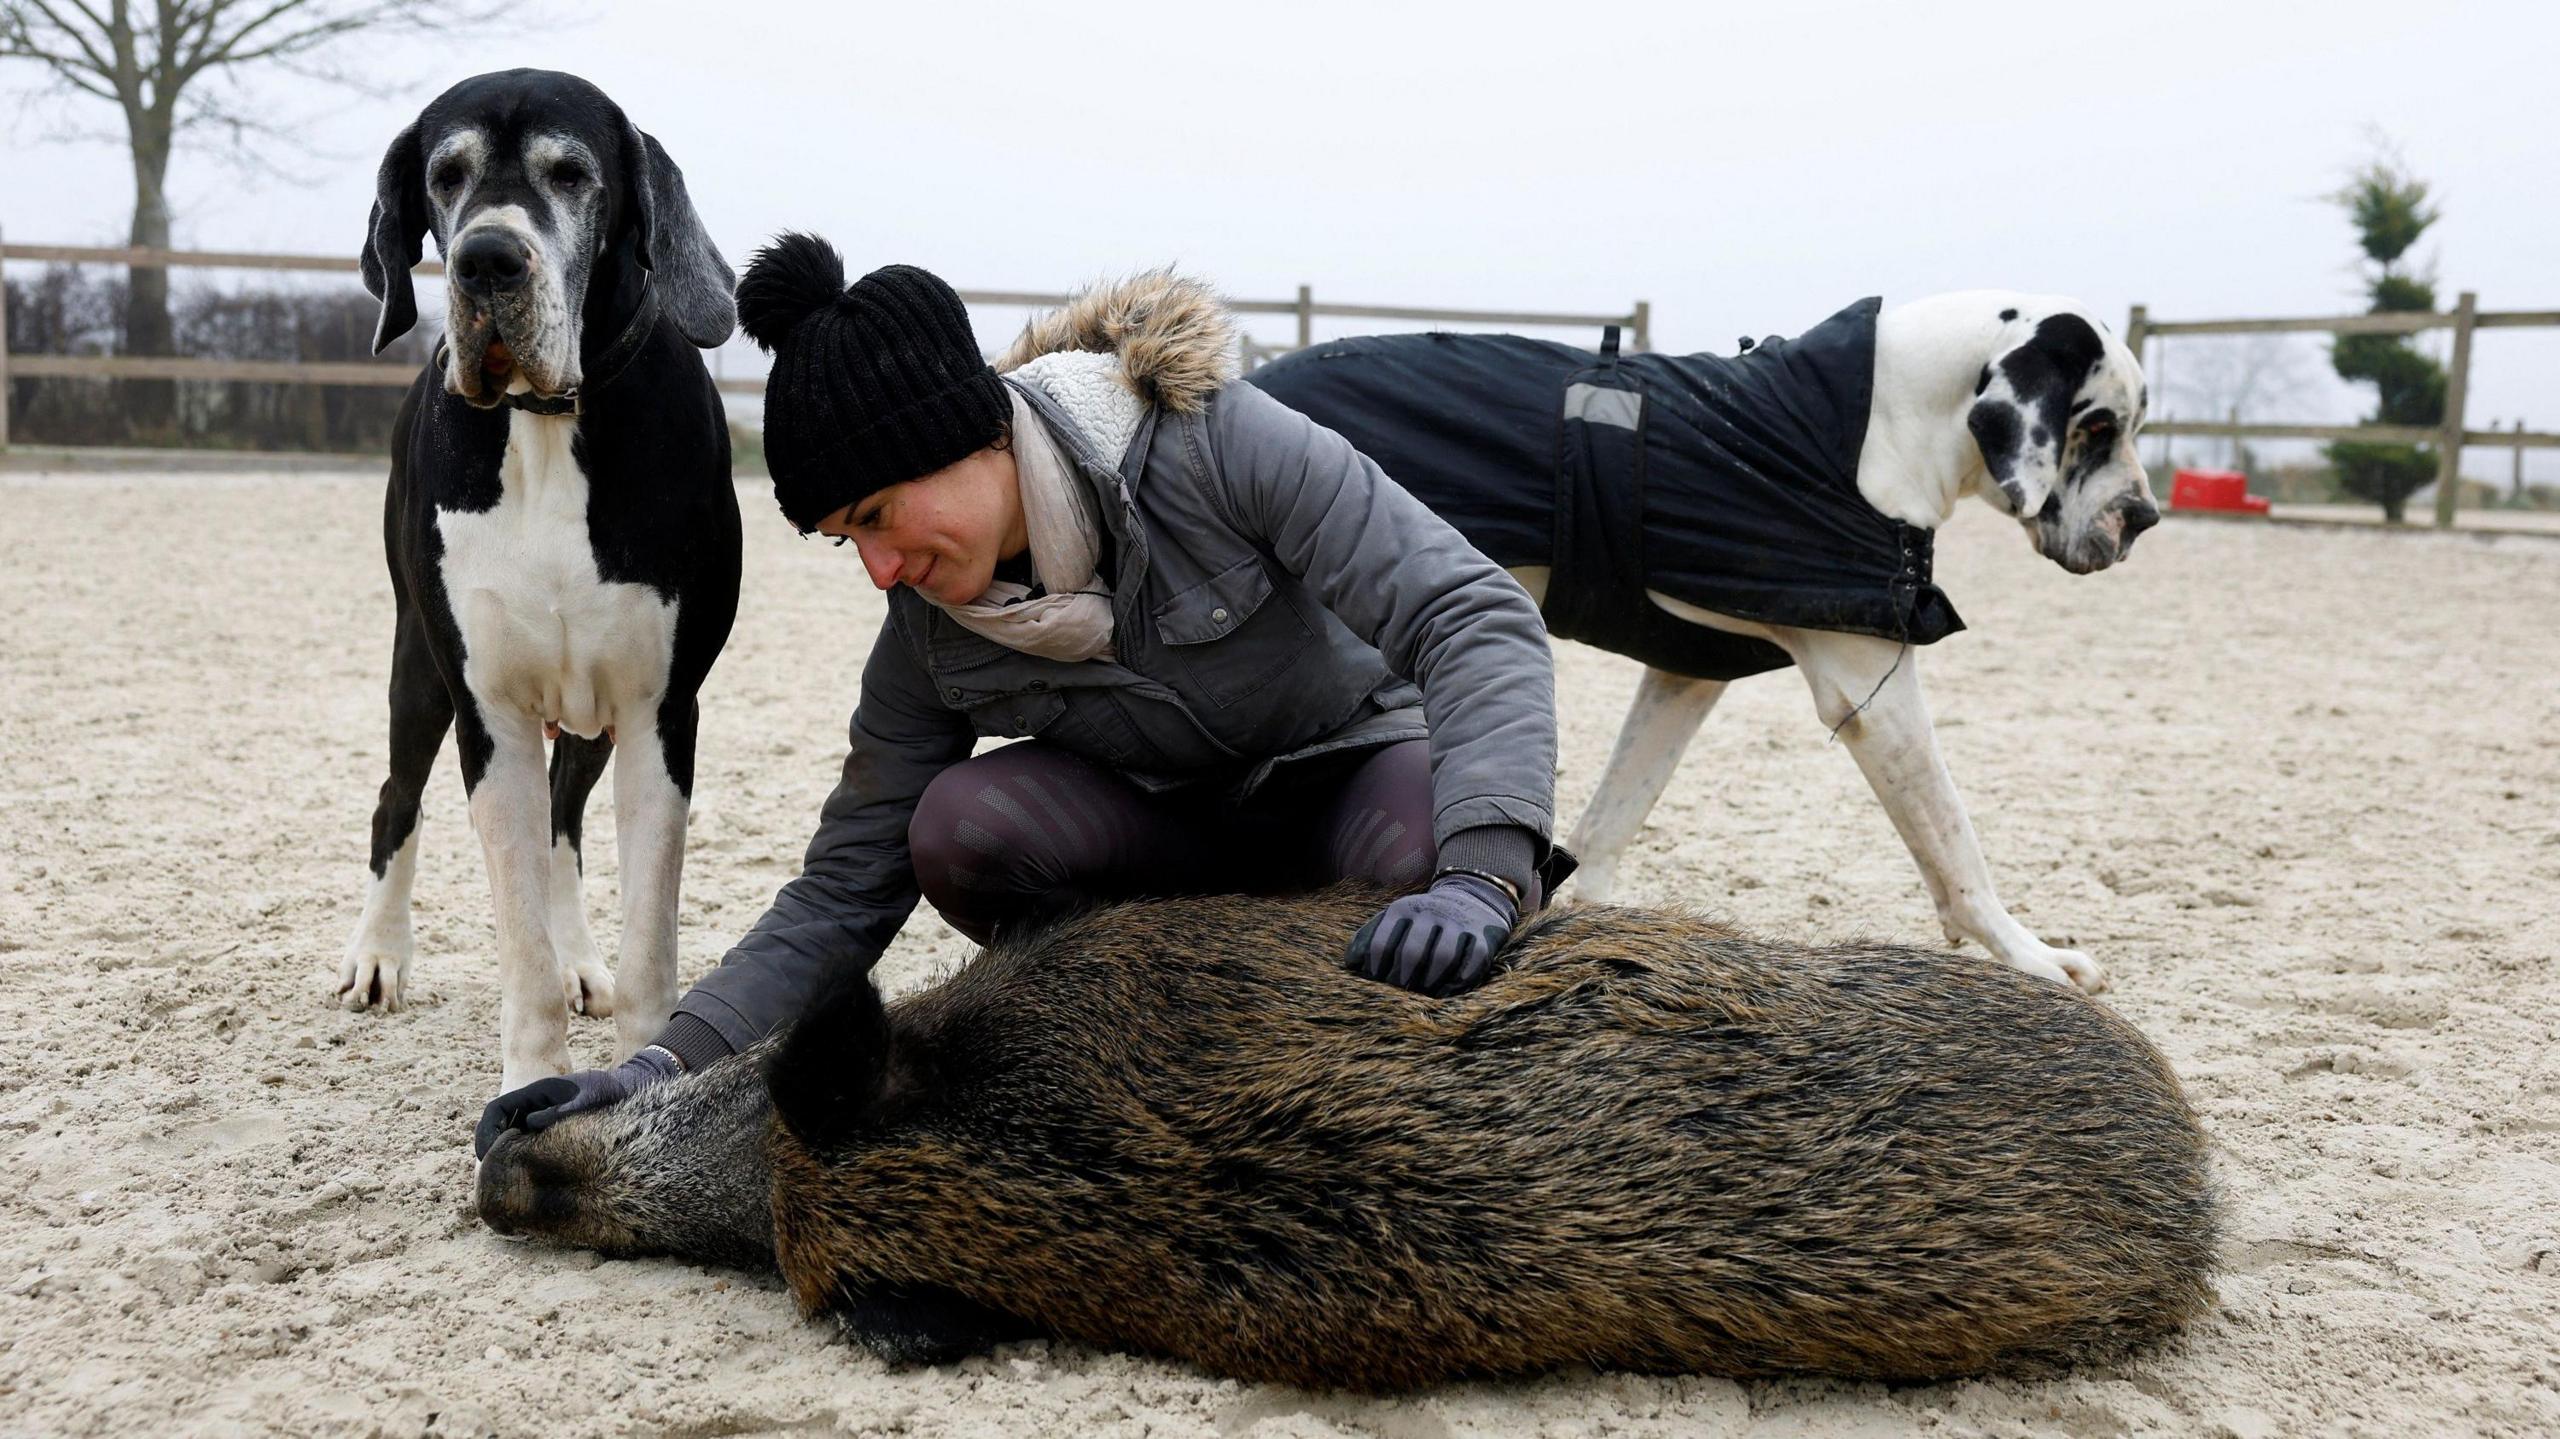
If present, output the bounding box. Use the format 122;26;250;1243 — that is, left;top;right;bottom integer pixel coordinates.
1345;872;1519;997
474;1046;681;1159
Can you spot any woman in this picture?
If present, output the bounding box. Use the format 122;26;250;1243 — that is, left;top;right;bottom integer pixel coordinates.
477;236;1562;1151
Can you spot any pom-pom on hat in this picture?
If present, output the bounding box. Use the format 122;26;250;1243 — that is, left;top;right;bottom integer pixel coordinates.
739;233;1008;532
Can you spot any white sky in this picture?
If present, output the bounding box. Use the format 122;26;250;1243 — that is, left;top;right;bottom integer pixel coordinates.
4;0;2554;480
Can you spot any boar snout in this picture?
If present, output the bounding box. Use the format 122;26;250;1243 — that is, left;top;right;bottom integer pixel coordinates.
469;1060;782;1271
475;1127;566;1239
474;1120;636;1252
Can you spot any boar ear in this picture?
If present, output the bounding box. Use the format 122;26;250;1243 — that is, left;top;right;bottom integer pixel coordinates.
768;970;902;1155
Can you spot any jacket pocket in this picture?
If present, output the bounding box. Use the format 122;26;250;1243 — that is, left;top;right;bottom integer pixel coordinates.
951;685;1066;740
1150;556;1312;708
1043;688;1150;769
950;681;1153;771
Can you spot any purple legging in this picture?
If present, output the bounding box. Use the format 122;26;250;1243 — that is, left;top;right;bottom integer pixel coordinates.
909;739;1437;944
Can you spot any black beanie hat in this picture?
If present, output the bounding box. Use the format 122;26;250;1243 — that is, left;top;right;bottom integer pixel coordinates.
737;234;1008;532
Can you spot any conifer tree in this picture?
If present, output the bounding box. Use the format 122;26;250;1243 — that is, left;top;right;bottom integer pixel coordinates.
2324;154;2446;524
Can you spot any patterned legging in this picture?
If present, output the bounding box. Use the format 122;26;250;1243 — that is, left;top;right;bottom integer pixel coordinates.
908;739;1437;944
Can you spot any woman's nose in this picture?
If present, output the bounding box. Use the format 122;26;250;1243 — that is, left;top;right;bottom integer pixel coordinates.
855;537;901;591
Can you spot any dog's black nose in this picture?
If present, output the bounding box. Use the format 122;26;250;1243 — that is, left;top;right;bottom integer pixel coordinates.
451;229;531;296
2121;500;2162;547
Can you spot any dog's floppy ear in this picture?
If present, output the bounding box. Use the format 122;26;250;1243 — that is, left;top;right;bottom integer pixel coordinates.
359;121;427;354
1967;312;2106;518
1966;390;2060;518
622;123;737;348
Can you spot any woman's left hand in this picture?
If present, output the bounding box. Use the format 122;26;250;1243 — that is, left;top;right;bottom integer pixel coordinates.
1344;873;1519;996
474;1045;682;1159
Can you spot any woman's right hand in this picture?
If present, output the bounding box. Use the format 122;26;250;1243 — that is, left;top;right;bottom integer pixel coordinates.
1342;873;1519;997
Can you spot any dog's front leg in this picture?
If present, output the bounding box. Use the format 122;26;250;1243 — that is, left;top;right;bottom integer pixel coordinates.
608;701;693;1060
343;607;452;1011
1779;628;2105;992
1568;667;1729;903
546;732;618;1021
460;704;576;1087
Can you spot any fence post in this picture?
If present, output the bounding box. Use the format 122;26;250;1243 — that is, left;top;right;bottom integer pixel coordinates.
1294;284;1313;351
2433;290;2478;528
2514;419;2528;504
2127;304;2156;474
0;222;12;452
2136;306;2172;471
1630;300;1651;354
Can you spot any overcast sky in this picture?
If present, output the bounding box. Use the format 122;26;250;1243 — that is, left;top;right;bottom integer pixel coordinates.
5;0;2553;480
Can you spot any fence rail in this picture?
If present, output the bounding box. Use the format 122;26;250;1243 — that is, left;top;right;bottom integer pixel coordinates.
2135;308;2560;337
11;237;2550;527
0;237;1647;450
11;353;429;387
2128;416;2560;450
2127;294;2559;528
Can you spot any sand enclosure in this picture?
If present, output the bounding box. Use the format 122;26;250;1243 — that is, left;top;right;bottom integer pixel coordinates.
3;466;2556;1437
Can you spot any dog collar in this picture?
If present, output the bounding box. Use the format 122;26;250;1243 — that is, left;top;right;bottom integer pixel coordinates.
436;279;661;418
497;388;580;417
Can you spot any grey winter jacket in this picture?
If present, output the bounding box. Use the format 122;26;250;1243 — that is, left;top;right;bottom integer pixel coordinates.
669;275;1558;1057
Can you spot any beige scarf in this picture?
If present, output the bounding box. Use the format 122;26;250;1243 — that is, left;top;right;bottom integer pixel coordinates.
927;389;1116;663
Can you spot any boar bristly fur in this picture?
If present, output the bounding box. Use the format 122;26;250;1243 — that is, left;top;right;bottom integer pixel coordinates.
738;887;2216;1390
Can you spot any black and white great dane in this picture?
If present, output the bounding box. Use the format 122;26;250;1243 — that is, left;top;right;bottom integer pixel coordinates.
1253;292;2157;991
339;70;742;1090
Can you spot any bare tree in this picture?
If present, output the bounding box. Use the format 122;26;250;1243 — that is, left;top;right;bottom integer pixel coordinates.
1;1;512;432
2157;332;2322;471
2162;334;2318;423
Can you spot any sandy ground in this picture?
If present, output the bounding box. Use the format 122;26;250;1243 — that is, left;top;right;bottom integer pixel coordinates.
3;468;2557;1439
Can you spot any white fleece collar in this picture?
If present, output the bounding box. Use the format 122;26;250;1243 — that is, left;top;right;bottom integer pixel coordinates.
1006;349;1147;472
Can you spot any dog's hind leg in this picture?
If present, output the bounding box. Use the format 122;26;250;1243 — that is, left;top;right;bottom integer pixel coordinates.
1567;667;1727;903
459;702;576;1088
547;733;617;1020
1779;627;2105;992
342;605;452;1011
606;698;695;1061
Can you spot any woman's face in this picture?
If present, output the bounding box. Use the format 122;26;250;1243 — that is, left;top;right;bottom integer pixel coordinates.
815;444;1027;606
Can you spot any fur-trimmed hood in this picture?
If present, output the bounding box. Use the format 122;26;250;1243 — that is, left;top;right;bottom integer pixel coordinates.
996;269;1239;416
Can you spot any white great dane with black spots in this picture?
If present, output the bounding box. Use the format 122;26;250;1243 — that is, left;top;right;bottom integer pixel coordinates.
1257;291;2154;991
1545;294;2155;990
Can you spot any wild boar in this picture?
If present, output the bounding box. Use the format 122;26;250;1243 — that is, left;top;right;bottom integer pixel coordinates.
479;887;2216;1389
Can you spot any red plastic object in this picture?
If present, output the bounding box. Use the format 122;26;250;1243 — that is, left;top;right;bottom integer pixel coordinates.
2169;468;2270;515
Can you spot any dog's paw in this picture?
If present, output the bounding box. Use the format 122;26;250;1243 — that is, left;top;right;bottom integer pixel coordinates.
564;961;615;1020
337;939;412;1011
1999;944;2108;994
2051;947;2108;993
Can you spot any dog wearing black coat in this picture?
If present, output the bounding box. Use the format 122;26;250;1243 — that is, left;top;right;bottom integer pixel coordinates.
337;70;741;1089
1250;295;2159;991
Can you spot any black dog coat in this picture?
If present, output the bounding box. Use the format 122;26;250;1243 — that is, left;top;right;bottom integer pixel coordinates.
1247;298;1962;680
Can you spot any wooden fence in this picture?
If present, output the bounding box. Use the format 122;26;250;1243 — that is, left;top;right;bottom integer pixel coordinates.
0;232;1647;451
2127;295;2560;528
